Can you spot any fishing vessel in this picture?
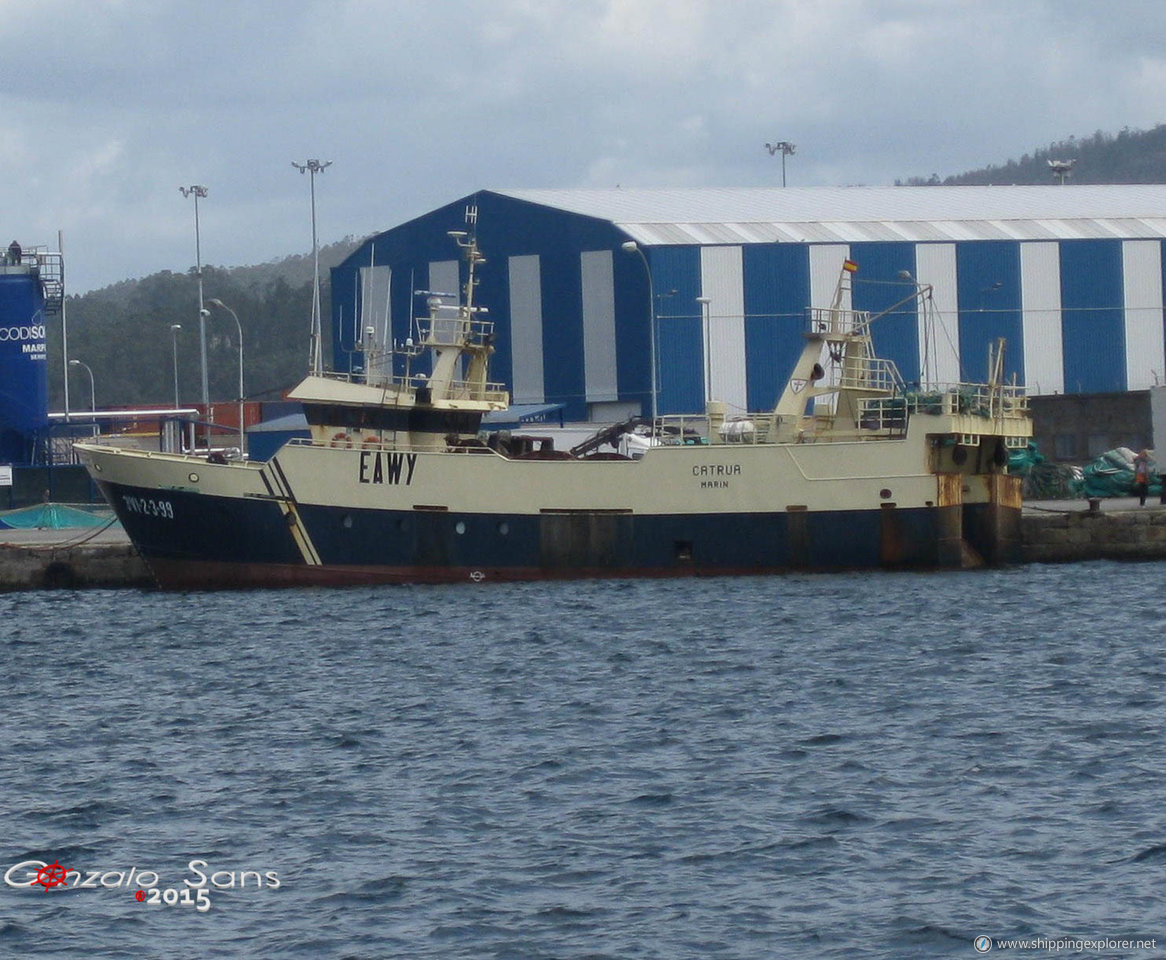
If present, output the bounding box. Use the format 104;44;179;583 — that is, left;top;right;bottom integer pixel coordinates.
75;233;1032;588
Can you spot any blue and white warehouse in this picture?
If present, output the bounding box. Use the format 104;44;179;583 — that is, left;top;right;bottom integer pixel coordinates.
330;185;1166;421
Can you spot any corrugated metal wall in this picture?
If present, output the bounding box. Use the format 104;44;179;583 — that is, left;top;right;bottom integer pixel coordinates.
742;244;809;411
507;254;544;404
580;251;619;403
699;246;748;413
648;246;703;415
1124;240;1165;390
1020;242;1064;395
913;243;960;386
1061;239;1126;393
849;242;920;384
956;241;1022;384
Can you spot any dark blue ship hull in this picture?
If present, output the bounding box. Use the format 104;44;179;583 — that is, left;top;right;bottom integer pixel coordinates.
98;478;1020;588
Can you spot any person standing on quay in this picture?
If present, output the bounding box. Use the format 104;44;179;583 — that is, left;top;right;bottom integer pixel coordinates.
1133;448;1152;506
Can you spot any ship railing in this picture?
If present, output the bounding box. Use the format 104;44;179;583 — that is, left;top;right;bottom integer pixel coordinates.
318;367;507;402
380;371;508;402
651;412;779;446
652;415;715;447
807;306;868;336
859;381;1030;431
35;250;64;313
442;379;509;403
832;358;903;394
417;316;495;347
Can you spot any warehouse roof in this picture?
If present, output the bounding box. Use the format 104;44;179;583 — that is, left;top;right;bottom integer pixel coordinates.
495;185;1166;245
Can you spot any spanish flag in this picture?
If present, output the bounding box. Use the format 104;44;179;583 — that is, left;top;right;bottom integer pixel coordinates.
842;259;858;273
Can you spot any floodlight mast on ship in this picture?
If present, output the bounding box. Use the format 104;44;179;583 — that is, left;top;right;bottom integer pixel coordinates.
291;159;332;376
73;239;1032;589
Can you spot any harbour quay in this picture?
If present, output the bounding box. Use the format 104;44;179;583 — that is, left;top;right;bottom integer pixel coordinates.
0;525;150;591
1021;497;1166;563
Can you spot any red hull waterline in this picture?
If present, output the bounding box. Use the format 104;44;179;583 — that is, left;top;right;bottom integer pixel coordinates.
140;557;930;591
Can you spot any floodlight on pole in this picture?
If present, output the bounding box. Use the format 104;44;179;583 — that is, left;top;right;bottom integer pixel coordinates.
696;296;712;403
622;240;658;422
764;140;797;187
68;358;95;411
179;184;210;441
169;323;182;409
1048;158;1075;185
59;230;71;425
69;358;96;437
206;298;246;457
292;159;332;376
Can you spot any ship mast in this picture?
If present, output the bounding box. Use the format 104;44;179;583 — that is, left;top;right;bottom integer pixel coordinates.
772;263;931;440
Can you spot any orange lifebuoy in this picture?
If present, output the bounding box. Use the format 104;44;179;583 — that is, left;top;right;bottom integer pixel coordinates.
330;432;352;448
362;435;380;448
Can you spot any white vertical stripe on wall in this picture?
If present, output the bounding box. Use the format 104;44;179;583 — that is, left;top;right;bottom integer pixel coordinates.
1122;240;1165;390
427;260;464;367
359;264;392;380
1019;242;1064;396
508;255;545;404
808;245;852;313
912;244;961;386
699;246;748;414
427;260;459;302
808;245;852;410
580;250;619;402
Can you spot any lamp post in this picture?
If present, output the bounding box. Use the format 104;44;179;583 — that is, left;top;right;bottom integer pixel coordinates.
291;159;332;376
169;324;182;408
206;298;245;456
60;230;70;424
69;359;96;437
764;140;796;187
179;184;210;441
621;240;657;422
696;296;712;403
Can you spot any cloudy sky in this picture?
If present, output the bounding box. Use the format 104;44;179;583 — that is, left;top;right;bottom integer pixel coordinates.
3;0;1165;293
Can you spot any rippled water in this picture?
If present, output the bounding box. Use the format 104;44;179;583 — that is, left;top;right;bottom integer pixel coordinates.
3;562;1165;958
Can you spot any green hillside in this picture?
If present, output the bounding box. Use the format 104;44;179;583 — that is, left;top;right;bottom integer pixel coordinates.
53;238;360;410
898;125;1166;186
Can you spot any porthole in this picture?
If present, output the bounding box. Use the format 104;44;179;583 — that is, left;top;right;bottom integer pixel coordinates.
879;488;892;500
455;521;467;535
342;514;354;529
188;472;199;483
497;521;509;535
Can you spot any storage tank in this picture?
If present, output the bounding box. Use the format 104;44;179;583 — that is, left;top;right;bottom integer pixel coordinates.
0;265;49;464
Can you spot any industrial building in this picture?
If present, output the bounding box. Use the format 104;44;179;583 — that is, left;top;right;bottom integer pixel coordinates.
331;185;1166;433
